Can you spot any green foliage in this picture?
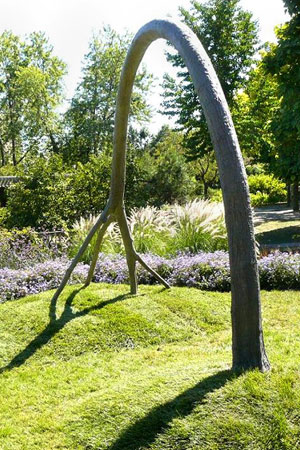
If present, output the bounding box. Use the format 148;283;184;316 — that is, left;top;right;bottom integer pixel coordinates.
263;6;300;186
0;31;66;166
191;153;219;198
4;126;201;231
5;154;111;230
161;0;258;162
138;127;196;206
0;285;300;449
283;0;299;15
208;188;223;203
64;26;153;163
0;207;8;227
232;59;280;162
248;174;287;206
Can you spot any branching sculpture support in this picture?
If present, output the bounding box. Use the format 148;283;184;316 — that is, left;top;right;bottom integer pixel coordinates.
51;19;270;372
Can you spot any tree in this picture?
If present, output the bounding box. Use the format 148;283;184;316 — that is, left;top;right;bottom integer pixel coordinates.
161;0;258;163
143;127;195;206
0;31;66;166
232;56;280;164
264;0;300;210
5;154;112;230
64;26;153;163
192;153;219;198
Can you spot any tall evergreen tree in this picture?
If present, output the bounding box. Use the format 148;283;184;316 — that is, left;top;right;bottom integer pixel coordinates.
161;0;258;163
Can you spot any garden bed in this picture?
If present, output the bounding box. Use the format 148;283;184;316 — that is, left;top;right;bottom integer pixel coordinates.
1;251;299;303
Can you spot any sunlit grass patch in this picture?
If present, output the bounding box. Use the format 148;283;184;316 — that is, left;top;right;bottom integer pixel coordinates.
0;285;300;449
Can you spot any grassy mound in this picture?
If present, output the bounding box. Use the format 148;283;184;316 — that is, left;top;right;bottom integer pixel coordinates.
0;284;300;449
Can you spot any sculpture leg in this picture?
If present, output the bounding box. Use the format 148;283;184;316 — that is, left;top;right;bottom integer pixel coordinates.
135;254;171;289
117;206;170;292
117;207;138;294
51;212;107;303
84;216;114;287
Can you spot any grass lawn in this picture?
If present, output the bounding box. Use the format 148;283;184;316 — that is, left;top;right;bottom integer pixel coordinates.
255;220;300;246
0;284;300;449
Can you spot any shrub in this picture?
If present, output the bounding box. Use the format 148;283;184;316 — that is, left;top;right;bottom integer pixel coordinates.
259;251;300;290
0;259;88;302
208;189;223;203
248;174;287;206
5;154;111;230
0;208;8;227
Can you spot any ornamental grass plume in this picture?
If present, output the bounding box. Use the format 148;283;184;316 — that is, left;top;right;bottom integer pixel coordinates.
69;200;228;259
70;214;99;263
127;205;173;255
168;199;227;254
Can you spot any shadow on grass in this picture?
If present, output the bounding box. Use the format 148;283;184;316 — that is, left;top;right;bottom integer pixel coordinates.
257;225;300;245
0;287;130;374
109;369;236;450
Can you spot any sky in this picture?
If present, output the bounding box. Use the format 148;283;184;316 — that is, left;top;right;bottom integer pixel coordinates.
0;0;289;131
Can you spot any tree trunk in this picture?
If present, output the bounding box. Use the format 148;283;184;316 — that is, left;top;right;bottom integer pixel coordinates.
203;182;209;199
287;182;291;207
0;140;5;167
12;138;17;166
292;179;299;212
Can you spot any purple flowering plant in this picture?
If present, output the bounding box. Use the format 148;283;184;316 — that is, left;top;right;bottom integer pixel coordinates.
1;251;299;303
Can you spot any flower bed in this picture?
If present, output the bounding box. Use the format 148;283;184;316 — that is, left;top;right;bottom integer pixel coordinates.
0;251;299;303
0;259;89;302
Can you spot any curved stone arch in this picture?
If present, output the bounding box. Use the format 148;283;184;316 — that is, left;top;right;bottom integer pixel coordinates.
52;20;269;371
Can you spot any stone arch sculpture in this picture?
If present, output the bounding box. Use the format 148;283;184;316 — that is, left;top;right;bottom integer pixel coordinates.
52;19;270;372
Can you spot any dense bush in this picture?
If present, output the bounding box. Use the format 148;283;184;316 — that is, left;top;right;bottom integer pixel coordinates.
5;154;111;230
1;251;299;303
3;128;199;231
248;173;287;206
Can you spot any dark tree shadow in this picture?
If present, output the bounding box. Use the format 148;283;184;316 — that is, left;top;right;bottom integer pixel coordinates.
0;287;130;374
109;370;237;450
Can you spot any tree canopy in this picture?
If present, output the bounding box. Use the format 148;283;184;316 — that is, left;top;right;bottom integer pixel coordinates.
64;26;153;163
0;31;66;167
263;0;300;209
161;0;258;160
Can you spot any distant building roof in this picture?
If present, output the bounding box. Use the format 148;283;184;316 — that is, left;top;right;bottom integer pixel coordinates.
0;176;22;187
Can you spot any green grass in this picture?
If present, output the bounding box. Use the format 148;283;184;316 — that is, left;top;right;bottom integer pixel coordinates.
0;284;300;449
255;220;300;246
